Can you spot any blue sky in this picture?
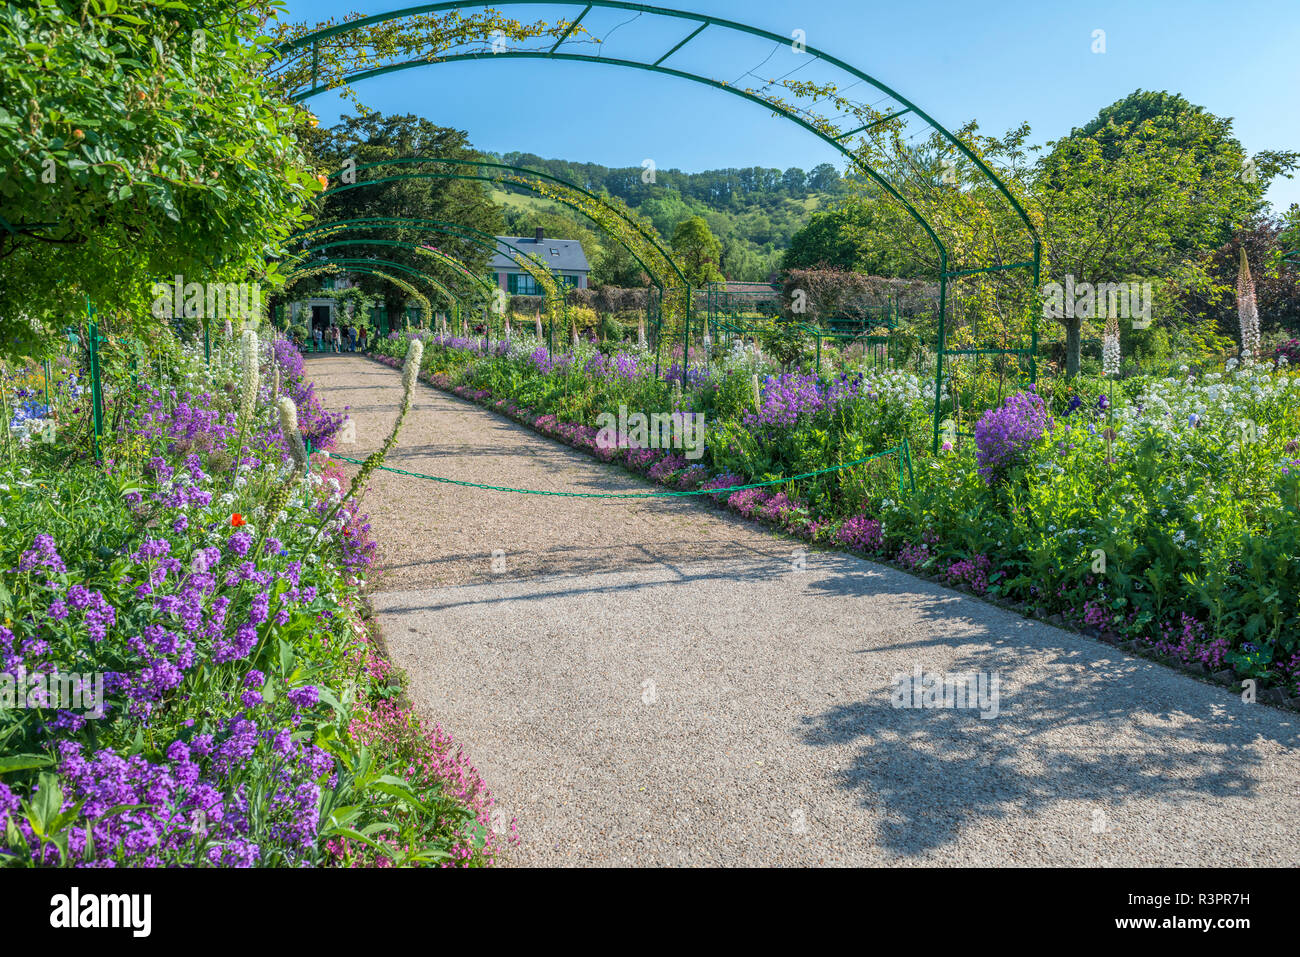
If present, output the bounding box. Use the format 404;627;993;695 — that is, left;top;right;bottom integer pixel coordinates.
281;0;1300;212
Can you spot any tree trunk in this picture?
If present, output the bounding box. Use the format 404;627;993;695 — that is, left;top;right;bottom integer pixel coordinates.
1065;317;1082;378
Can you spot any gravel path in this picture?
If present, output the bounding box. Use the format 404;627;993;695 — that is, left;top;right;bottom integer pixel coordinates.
312;354;1300;867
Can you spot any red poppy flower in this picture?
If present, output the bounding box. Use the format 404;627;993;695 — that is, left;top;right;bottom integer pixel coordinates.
231;513;246;527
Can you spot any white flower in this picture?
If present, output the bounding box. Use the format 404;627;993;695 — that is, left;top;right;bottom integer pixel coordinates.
1102;317;1121;376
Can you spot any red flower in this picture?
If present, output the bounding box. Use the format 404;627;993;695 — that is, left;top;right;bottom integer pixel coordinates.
230;513;246;527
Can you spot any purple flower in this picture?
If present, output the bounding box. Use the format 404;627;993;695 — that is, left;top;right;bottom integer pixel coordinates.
165;741;191;763
225;529;254;558
287;686;320;709
19;534;66;575
65;585;117;642
974;390;1053;485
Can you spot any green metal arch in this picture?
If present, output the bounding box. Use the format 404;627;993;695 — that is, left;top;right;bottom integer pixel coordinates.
274;2;1043;450
283;263;448;337
298;239;565;340
311;159;682;369
319;156;685;290
290;217;573;339
294;216;570;309
286;256;459;326
298;239;496;300
286;256;458;309
309;160;686;361
273;1;1041;263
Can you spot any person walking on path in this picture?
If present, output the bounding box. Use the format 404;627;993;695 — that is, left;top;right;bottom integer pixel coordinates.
332;325;341;353
358;325;368;352
313;325;323;353
347;323;357;352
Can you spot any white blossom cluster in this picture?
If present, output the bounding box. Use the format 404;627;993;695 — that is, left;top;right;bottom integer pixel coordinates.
1113;359;1296;449
855;367;930;408
718;339;774;376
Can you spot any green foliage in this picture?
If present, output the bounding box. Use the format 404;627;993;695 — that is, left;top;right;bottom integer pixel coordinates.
494;151;847;283
0;0;320;360
783;197;927;276
670;216;724;287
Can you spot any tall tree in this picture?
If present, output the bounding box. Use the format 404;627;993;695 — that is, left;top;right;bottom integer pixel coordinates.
782;197;925;277
806;163;842;193
1032;91;1296;373
0;0;318;357
671;216;724;287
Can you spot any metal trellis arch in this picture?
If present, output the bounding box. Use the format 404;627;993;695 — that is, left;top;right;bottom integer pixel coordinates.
315;156;688;373
293;217;573;343
285;257;459;332
273;1;1043;451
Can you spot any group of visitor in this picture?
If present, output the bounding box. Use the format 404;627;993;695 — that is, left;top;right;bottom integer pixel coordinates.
310;323;368;354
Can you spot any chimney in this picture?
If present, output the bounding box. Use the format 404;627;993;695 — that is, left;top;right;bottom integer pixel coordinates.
535;227;544;243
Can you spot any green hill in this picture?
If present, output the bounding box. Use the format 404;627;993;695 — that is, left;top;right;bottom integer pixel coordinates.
483;151;849;284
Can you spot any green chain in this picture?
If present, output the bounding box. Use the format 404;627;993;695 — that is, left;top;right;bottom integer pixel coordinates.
324;447;901;499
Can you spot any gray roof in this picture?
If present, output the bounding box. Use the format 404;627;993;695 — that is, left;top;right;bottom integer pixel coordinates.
488;236;589;272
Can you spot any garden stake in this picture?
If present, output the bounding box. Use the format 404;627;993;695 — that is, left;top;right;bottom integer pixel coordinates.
0;360;11;468
87;319;105;461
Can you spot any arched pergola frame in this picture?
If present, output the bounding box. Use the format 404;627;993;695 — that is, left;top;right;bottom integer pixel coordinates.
285;256;458;331
273;1;1043;450
297;239;494;298
313;156;687;372
293;216;572;341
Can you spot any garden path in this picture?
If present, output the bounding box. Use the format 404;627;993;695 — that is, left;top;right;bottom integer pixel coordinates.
311;355;1300;866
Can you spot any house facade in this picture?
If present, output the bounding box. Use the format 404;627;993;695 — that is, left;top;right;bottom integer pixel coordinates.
488;228;590;295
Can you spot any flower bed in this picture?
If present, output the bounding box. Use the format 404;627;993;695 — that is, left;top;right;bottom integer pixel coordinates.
0;331;513;866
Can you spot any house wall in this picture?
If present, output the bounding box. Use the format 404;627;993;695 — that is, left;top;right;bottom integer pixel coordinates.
495;270;590;293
